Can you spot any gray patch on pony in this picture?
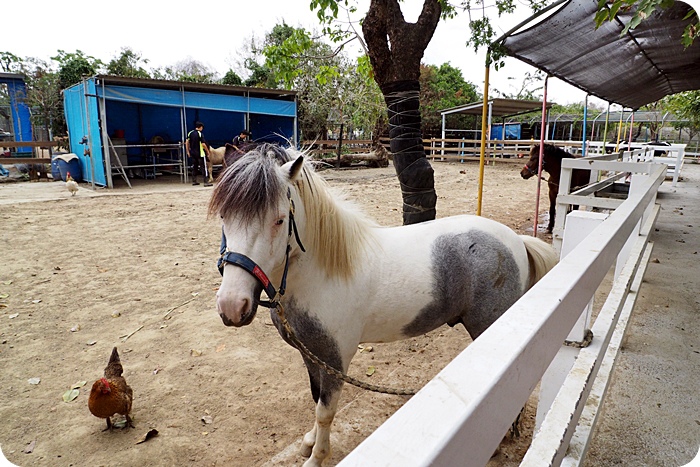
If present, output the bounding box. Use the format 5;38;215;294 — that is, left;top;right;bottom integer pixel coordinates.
403;230;524;340
269;298;343;405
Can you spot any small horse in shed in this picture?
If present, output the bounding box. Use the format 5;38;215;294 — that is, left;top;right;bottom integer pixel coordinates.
206;142;258;183
210;144;559;466
520;143;591;234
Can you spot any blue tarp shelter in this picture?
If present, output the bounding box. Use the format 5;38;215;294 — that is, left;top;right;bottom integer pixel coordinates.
0;73;33;154
63;75;297;187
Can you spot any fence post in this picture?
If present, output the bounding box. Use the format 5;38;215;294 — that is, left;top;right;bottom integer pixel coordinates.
536;210;609;431
614;173;654;278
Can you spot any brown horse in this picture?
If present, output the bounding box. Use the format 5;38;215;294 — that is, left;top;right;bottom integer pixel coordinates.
520;144;590;234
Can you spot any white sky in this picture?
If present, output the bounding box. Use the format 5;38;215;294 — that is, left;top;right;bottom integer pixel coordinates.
7;0;700;109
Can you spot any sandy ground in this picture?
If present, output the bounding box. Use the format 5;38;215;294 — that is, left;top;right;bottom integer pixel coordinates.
0;159;697;467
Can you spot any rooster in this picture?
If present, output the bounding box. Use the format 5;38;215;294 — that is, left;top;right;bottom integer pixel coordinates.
66;172;79;196
88;347;134;431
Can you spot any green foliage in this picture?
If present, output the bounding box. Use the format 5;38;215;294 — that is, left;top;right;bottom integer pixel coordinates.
263;26;315;88
0;52;23;73
23;59;66;136
221;70;243;86
595;0;697;46
420;63;480;135
666;90;700;137
106;47;151;78
51;50;104;89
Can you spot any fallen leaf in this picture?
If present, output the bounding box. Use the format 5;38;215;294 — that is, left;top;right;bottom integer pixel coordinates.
71;381;87;389
111;311;121;318
191;292;199;297
0;293;9;299
28;377;41;385
0;304;7;308
135;429;159;444
1;280;12;285
62;388;79;402
8;313;19;319
31;299;41;304
70;324;81;332
86;340;97;346
366;366;376;376
24;440;36;454
358;344;373;353
215;344;226;353
153;368;161;375
201;415;213;425
190;349;202;357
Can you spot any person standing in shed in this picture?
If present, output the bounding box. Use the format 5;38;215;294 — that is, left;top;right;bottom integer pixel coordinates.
186;121;211;186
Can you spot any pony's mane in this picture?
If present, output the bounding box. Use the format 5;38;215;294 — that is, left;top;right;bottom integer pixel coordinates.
209;144;375;279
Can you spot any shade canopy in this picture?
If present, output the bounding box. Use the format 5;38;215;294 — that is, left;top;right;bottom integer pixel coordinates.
494;0;700;110
441;98;552;118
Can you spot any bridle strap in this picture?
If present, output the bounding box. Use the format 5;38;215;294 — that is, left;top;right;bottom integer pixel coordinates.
217;187;305;308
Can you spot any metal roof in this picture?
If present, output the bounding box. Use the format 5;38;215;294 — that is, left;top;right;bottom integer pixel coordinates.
494;0;700;110
93;75;297;100
440;98;552;118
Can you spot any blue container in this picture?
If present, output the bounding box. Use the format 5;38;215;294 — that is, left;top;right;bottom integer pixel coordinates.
51;158;62;180
57;157;82;182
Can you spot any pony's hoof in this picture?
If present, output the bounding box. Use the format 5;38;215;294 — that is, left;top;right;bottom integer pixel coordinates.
302;458;323;467
300;426;317;457
300;443;313;458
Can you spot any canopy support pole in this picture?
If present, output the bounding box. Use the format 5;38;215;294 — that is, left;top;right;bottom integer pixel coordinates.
615;108;624;152
477;60;490;216
603;102;611;150
533;75;549;237
627;111;635;150
582;94;589;156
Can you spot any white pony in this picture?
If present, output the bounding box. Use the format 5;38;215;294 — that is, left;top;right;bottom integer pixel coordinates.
209;144;558;466
205;145;227;184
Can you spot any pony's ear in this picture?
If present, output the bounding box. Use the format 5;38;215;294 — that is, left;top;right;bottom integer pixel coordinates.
281;156;304;182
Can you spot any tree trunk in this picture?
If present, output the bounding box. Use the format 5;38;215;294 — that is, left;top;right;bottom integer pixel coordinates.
362;0;441;225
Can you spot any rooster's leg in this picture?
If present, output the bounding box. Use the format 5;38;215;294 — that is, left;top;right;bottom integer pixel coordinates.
125;414;135;430
102;417;112;432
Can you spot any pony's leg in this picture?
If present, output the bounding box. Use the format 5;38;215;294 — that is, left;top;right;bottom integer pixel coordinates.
300;365;321;457
303;387;343;467
547;200;556;234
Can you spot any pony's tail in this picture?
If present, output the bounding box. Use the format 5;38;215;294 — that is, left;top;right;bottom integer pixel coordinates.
520;235;559;289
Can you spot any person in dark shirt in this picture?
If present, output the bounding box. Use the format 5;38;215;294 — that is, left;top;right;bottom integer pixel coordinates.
232;129;251;151
186;121;211;186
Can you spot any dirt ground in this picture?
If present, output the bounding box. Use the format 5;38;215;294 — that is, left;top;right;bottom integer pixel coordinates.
0;158;693;467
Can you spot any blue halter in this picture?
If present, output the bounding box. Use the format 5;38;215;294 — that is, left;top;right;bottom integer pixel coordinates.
217;187;305;308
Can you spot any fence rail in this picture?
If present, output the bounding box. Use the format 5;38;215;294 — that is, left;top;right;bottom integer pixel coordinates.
339;160;665;466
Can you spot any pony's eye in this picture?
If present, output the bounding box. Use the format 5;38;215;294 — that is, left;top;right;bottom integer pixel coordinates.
275;219;284;226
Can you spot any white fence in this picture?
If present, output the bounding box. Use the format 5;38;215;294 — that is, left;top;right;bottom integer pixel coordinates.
338;160;666;466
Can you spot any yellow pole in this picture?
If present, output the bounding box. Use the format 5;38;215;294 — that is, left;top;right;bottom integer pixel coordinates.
615;108;624;152
603;102;611;149
477;64;490;216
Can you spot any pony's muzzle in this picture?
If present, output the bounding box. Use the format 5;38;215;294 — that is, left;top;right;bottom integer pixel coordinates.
216;292;255;327
216;270;262;327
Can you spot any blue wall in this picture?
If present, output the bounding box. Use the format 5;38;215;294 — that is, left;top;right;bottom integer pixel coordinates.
0;76;33;153
64;80;105;185
64;77;297;187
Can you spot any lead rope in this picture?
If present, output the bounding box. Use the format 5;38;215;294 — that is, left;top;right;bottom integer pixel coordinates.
274;301;417;396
